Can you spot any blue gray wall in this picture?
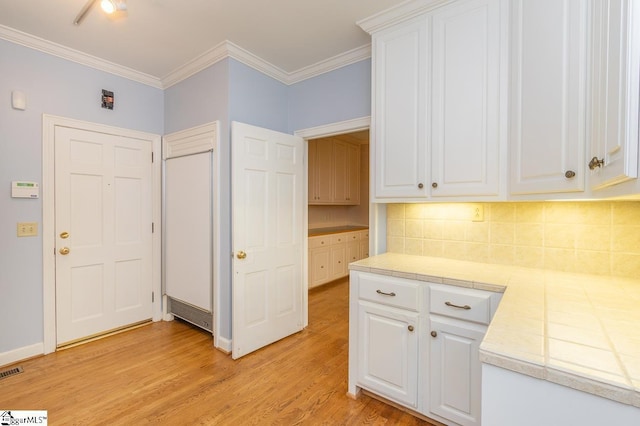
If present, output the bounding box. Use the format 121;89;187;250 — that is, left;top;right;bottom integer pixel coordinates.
1;35;370;355
288;59;371;133
0;39;163;354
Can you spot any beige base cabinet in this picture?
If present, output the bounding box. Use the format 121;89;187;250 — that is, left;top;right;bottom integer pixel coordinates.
308;230;368;289
349;271;502;426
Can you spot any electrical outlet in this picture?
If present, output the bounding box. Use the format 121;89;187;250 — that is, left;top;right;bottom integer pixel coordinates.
471;204;484;222
17;222;38;237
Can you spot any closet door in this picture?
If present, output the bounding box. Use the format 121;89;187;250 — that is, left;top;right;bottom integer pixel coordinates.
165;152;212;311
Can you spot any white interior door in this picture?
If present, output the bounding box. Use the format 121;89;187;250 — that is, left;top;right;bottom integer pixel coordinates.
231;121;304;359
55;126;153;346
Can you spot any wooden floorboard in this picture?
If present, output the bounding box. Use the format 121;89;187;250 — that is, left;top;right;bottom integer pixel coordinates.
2;278;430;425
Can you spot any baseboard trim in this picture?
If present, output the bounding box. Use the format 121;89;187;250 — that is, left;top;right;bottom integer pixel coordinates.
0;342;44;368
216;336;232;354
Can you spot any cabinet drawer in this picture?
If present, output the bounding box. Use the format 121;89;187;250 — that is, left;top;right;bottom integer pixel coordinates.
331;234;348;245
309;236;331;249
430;284;493;324
346;231;360;242
358;273;420;311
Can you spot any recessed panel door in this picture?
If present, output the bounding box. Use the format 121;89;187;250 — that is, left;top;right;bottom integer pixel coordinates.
231;122;304;359
55;126;152;346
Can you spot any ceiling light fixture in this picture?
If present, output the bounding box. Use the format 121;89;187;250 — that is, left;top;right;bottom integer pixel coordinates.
100;0;127;14
74;0;127;25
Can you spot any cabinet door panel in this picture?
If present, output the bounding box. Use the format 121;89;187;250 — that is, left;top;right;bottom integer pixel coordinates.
358;302;419;407
431;0;503;197
333;141;348;203
309;139;335;204
330;245;347;280
373;17;429;199
429;316;486;426
309;247;330;288
510;0;587;194
590;0;640;189
347;241;360;264
347;143;361;204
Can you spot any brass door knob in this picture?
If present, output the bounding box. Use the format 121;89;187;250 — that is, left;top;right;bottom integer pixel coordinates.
59;247;70;255
236;251;247;259
60;231;70;239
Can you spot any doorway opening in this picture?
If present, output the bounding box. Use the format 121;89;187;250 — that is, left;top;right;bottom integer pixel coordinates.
307;129;370;290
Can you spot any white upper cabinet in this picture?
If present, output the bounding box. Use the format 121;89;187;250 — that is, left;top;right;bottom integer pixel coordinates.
368;0;506;202
509;0;589;195
364;0;639;201
589;0;640;190
430;0;505;198
372;16;429;199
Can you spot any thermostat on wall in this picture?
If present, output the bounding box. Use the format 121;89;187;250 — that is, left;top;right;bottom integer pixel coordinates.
12;181;39;198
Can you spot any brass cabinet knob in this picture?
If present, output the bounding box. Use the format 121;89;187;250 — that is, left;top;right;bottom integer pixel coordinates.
431;331;437;338
408;325;414;332
589;156;605;170
432;182;438;188
418;183;424;189
60;231;70;239
565;170;576;178
236;251;247;259
59;247;70;255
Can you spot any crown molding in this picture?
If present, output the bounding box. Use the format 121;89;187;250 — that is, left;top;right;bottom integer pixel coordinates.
287;44;371;84
163;41;372;87
1;24;372;89
0;24;162;88
357;0;453;34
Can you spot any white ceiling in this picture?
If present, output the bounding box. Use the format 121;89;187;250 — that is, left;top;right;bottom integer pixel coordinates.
0;0;405;85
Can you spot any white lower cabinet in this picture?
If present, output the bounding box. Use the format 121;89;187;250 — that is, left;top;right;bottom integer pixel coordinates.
349;271;502;425
357;302;419;407
429;316;486;426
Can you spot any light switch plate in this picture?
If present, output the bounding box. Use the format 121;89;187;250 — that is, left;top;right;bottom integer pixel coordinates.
17;222;38;237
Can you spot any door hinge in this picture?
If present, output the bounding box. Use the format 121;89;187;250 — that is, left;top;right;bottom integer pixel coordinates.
151;152;154;163
152;292;155;303
152;222;155;233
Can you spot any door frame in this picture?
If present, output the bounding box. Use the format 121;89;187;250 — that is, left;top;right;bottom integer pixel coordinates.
294;116;370;327
42;114;162;354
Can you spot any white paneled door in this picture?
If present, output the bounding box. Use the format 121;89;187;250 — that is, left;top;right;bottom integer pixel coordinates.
54;126;153;346
231;122;304;359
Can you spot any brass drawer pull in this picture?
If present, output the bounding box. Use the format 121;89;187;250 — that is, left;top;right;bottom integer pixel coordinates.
445;301;471;310
376;289;396;297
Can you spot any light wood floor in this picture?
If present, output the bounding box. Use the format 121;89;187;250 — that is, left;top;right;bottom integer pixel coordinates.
2;278;430;425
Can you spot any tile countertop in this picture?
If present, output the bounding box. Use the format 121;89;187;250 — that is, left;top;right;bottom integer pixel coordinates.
349;253;640;408
308;225;368;237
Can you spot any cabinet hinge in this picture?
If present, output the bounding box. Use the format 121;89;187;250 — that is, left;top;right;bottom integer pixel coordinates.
152;222;155;233
151;152;154;163
152;292;155;303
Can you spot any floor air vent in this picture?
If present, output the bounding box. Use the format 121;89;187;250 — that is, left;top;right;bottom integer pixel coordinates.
0;366;24;380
